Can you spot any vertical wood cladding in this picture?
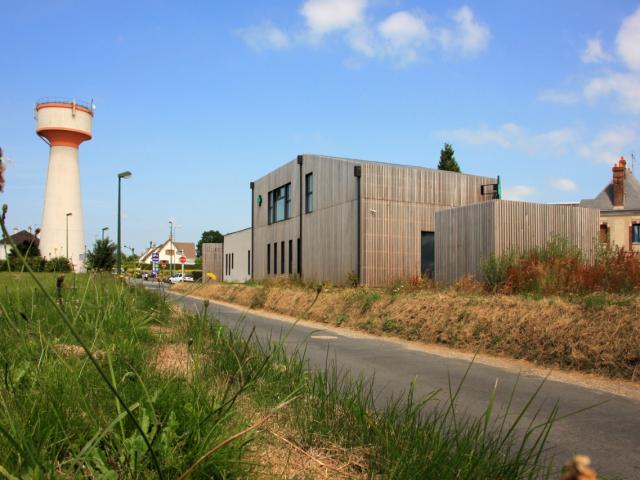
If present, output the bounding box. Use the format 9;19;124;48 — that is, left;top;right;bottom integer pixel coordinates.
360;163;496;285
201;243;223;282
435;200;600;283
252;155;358;284
252;155;497;285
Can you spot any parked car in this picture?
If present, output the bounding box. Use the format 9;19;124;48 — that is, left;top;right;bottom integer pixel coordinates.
167;273;194;284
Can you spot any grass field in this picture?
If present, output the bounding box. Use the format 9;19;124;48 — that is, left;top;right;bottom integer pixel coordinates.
0;272;563;478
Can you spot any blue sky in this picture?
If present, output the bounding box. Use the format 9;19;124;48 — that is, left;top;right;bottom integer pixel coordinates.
1;0;639;253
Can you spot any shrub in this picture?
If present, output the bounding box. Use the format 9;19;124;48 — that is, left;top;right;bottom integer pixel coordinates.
481;250;517;292
483;238;640;295
44;256;72;272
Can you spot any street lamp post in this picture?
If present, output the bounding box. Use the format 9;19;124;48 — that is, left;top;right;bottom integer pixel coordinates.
65;212;72;263
117;171;132;274
168;220;174;276
102;227;109;240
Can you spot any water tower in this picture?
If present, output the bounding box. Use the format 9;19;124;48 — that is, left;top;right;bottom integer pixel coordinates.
35;98;94;271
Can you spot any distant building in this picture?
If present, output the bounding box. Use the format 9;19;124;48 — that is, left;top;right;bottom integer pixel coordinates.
0;229;40;261
580;157;640;253
222;228;251;282
138;239;196;266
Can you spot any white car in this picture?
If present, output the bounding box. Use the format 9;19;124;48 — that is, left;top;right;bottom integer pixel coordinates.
168;273;194;284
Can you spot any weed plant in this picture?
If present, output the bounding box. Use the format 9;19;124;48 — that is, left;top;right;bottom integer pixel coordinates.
482;237;640;294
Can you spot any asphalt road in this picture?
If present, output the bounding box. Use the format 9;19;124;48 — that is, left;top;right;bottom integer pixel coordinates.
141;280;639;479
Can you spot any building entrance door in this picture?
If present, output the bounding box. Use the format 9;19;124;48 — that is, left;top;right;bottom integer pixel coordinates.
421;231;435;278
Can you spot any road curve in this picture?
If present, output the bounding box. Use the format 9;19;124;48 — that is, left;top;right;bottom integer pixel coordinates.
142;281;639;479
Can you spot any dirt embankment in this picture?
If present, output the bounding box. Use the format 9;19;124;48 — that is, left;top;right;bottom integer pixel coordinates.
172;282;640;382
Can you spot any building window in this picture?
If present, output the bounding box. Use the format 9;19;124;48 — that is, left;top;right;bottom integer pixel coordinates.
288;240;292;275
248;250;251;275
297;238;301;274
165;249;174;256
231;253;234;270
281;241;285;274
268;183;291;224
267;244;270;274
274;242;278;275
305;173;314;213
633;224;640;244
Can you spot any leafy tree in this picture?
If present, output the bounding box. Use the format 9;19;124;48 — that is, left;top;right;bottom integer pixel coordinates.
437;143;461;173
85;238;117;271
197;230;223;257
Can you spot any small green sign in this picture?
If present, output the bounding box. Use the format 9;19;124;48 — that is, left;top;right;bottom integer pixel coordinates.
257;194;262;206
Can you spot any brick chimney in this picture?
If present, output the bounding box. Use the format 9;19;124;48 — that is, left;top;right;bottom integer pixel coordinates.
612;156;627;208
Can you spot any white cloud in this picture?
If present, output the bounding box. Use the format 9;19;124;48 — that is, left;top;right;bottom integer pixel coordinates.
301;0;367;37
378;11;429;47
377;11;429;64
581;37;611;63
577;126;638;164
616;6;640;71
541;7;640;112
584;72;640;112
550;178;578;192
447;5;490;54
436;123;575;154
237;23;290;51
503;185;535;201
538;90;580;105
239;2;490;67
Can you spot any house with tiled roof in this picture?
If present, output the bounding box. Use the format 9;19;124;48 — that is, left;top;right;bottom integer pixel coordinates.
138;239;196;266
580;157;640;253
0;229;40;261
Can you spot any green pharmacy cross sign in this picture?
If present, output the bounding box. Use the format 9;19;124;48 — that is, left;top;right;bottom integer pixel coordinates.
257;194;262;206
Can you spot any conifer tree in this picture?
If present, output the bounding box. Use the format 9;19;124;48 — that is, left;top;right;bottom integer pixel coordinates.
438;143;461;172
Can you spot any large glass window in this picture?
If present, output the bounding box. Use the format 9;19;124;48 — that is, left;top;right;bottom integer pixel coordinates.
268;183;291;224
305;173;313;213
633;224;640;244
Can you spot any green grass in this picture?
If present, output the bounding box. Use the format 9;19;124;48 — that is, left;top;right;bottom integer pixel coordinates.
0;272;564;479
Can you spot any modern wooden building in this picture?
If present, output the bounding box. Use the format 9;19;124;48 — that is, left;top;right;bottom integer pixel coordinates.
434;200;600;283
250;154;498;285
579;157;640;253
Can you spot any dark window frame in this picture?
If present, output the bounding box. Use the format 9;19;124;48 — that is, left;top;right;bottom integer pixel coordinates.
305;172;314;213
268;183;291;224
267;244;271;274
281;241;285;274
633;223;640;244
297;238;301;275
288;240;293;275
248;250;251;275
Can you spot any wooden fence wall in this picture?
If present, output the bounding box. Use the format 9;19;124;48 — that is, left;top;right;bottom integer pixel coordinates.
202;243;223;282
435;200;600;283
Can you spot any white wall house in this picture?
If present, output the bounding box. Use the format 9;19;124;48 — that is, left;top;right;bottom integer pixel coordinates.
0;229;40;261
138;239;196;266
223;228;251;282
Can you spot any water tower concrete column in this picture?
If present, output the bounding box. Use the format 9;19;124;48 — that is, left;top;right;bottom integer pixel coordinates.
35;99;93;272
